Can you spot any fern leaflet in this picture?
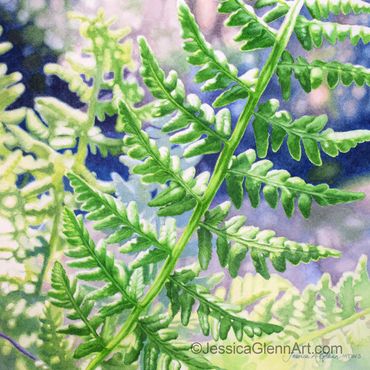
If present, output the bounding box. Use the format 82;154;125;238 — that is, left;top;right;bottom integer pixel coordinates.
197;201;340;278
167;266;283;338
277;51;370;99
118;100;209;216
63;208;134;305
226;149;364;217
139;36;231;157
253;99;370;165
178;0;258;107
68;173;175;267
49;262;106;359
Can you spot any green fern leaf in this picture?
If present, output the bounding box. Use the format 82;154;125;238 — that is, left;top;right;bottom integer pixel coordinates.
253;99;370;165
49;262;105;358
295;16;370;50
167;267;283;339
178;0;257;107
68;173;173;254
272;256;370;344
63;208;135;305
124;313;216;369
226;149;364;216
199;202;340;278
0;27;26;124
277;51;370;99
118;100;208;216
305;0;370;19
255;0;290;23
38;303;78;370
44;63;93;103
218;0;277;51
139;36;231;157
0;26;12;55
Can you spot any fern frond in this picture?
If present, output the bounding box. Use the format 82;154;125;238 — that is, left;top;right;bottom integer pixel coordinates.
219;2;370;51
87;126;123;157
0;67;24;113
166;266;283;339
0;26;12;55
305;0;370;19
0;27;26;124
139;36;231;157
63;208;134;306
273;255;370;344
38;303;77;370
49;262;106;359
218;0;278;51
44;63;92;103
124;313;215;369
277;51;370;99
68;173;173;258
178;0;257;107
118;100;208;216
226;149;364;217
295;16;370;50
255;0;291;23
35;10;138;156
198;201;340;278
253;99;370;165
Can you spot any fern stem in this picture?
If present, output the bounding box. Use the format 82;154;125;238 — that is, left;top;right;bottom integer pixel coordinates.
74;61;103;167
86;1;304;368
297;307;370;344
39;178;64;292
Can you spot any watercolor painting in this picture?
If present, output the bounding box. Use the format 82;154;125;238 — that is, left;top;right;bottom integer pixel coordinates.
0;0;369;369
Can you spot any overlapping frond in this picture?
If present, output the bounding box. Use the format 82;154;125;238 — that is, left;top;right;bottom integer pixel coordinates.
49;262;106;359
0;33;56;266
197;202;340;278
124;314;215;369
295;16;370;50
139;36;232;157
68;173;174;267
277;51;370;99
271;255;370;344
218;0;278;51
27;10;138;155
253;99;370;165
220;256;370;369
166;266;283;339
63;208;134;305
219;1;370;52
178;0;257;107
226;149;363;217
305;0;370;19
118;101;209;216
26;97;122;156
0;26;25;125
38;303;78;370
